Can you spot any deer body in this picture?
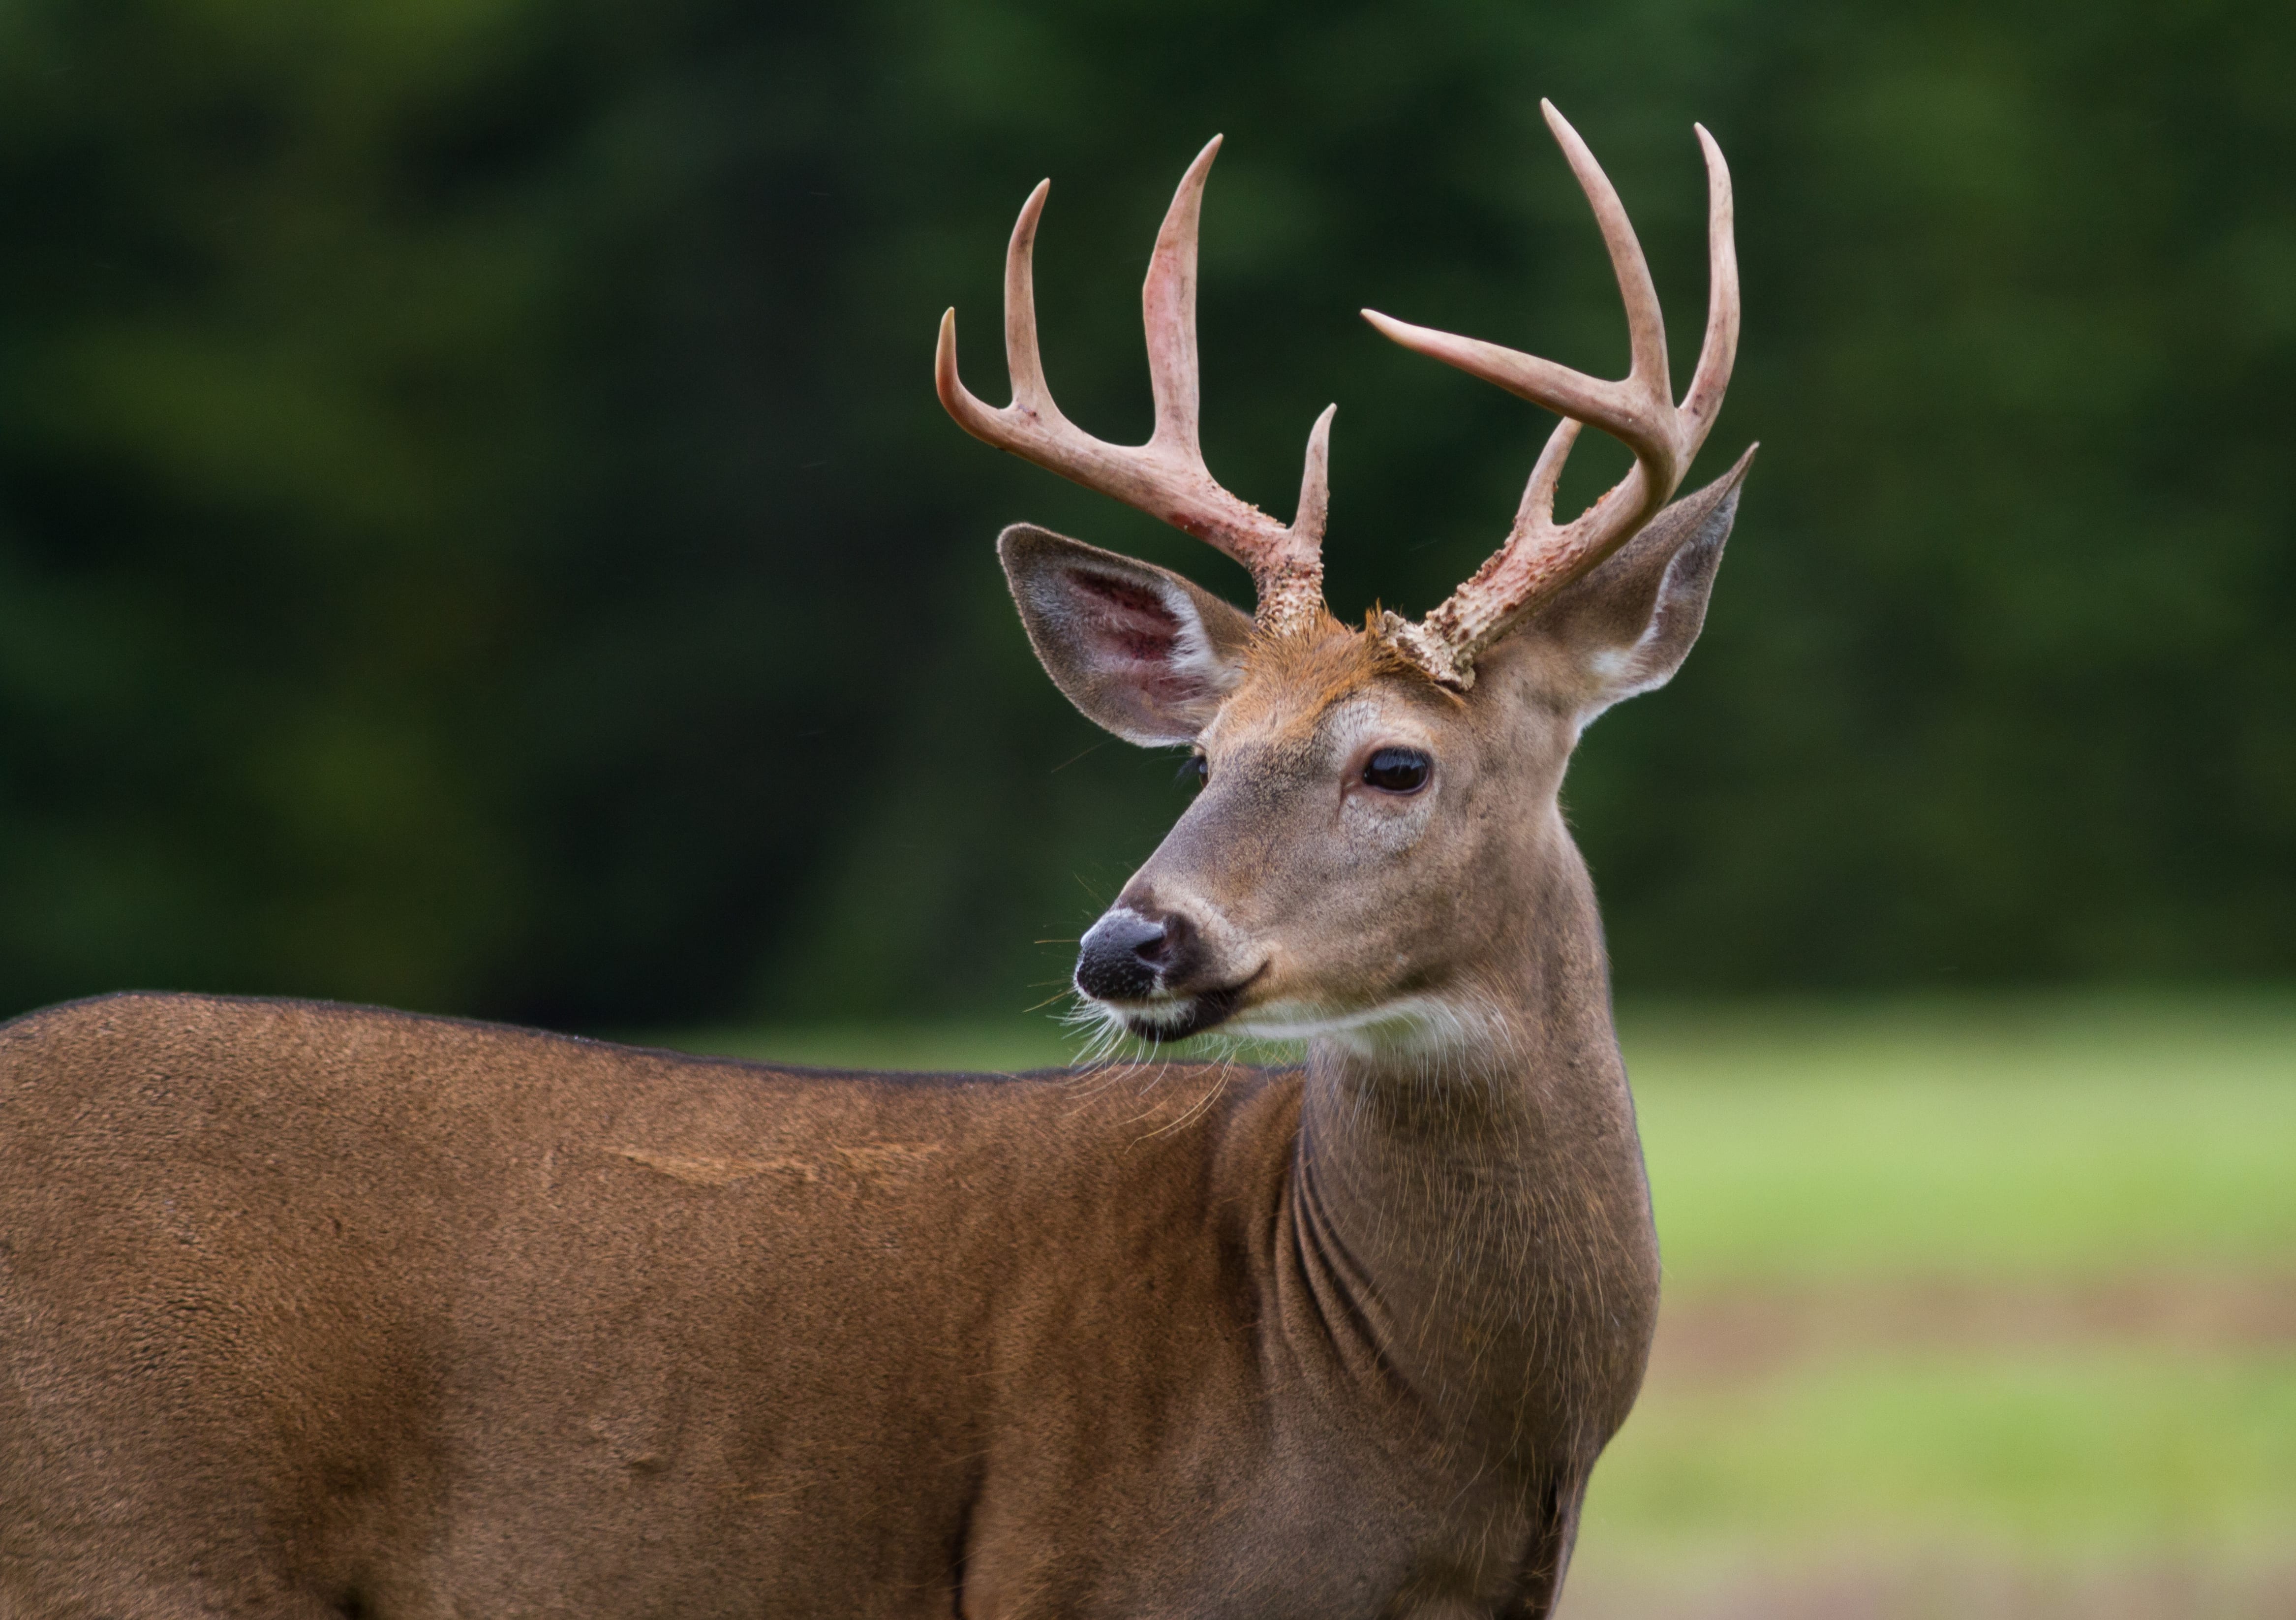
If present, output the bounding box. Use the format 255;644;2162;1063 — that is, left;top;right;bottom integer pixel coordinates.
2;102;1748;1617
2;957;1639;1616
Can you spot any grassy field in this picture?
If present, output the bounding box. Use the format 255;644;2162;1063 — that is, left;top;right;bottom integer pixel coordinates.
663;995;2296;1617
1572;997;2295;1616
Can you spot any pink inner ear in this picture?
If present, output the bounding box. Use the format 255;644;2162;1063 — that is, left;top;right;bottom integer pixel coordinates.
1070;571;1182;664
1065;569;1207;710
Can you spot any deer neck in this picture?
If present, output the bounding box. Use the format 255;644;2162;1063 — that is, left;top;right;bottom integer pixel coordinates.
1290;810;1660;1468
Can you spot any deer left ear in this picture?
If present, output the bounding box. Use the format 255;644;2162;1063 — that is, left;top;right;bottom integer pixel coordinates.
1530;445;1755;716
999;523;1257;747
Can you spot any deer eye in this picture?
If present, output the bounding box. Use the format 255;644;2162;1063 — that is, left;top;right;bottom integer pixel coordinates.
1179;753;1209;789
1361;747;1431;794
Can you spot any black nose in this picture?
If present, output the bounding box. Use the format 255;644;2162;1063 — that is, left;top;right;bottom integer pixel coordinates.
1075;908;1189;1001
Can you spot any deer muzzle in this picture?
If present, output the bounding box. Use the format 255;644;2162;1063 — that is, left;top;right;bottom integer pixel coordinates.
1074;903;1250;1040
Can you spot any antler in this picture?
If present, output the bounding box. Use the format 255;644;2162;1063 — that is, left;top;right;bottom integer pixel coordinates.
1364;102;1740;688
937;137;1337;637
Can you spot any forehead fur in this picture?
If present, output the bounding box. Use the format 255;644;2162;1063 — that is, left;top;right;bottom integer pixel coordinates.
1218;617;1458;736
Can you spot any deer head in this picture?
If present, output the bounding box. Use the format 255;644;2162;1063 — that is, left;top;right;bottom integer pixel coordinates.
938;103;1751;1049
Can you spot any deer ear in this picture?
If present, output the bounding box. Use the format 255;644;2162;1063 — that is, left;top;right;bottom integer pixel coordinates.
998;524;1256;746
1531;445;1755;717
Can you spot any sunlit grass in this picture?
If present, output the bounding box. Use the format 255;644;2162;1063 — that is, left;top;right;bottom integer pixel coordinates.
1583;1348;2296;1558
1624;994;2296;1284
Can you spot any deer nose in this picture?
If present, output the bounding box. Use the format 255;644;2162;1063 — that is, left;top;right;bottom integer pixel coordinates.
1074;908;1190;1001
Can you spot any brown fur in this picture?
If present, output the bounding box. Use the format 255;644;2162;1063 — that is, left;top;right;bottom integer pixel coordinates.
1239;617;1450;728
1;994;1592;1618
0;462;1751;1619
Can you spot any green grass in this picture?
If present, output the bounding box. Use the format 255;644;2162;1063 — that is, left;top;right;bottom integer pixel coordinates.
1623;994;2296;1285
657;994;2296;1595
1598;996;2296;1589
1583;1349;2296;1560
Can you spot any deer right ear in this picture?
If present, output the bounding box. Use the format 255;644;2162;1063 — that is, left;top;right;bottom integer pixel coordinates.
1522;446;1755;717
999;524;1256;747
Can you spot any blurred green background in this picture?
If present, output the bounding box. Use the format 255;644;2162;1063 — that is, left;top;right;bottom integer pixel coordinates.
2;0;2291;1028
1;1;2291;1612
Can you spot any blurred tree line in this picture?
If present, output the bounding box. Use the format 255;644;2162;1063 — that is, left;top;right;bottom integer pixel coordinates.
0;0;2289;1030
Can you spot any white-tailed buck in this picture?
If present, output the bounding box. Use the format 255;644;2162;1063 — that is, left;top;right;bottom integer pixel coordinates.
1;102;1747;1618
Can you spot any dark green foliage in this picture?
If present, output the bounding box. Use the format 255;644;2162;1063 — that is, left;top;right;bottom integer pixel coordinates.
0;0;2289;1026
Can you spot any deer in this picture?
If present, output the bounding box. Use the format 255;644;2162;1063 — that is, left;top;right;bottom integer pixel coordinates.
0;101;1747;1619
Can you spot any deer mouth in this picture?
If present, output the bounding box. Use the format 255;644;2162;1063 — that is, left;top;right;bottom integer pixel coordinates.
1105;964;1266;1044
1118;983;1244;1043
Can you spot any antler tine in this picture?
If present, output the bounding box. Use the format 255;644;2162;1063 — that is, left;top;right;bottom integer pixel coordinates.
1293;404;1337;551
1365;108;1742;688
1513;416;1583;538
1680;124;1739;451
936;140;1335;636
1002;180;1055;415
1143;138;1216;461
1543;100;1672;413
1360;104;1677;484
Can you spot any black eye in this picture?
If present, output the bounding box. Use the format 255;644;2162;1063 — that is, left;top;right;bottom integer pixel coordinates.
1178;753;1209;788
1362;747;1431;794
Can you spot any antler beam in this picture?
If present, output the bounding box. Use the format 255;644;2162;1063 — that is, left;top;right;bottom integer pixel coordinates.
936;138;1337;636
1366;101;1740;688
